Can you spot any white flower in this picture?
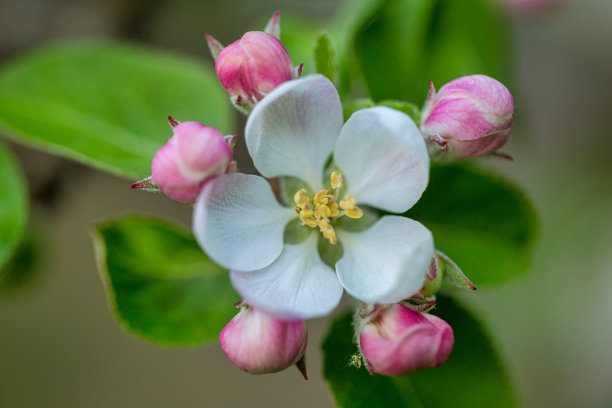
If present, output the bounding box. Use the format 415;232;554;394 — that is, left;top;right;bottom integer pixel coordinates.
193;75;434;319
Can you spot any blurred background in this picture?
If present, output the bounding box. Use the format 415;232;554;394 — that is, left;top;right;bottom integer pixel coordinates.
0;0;611;407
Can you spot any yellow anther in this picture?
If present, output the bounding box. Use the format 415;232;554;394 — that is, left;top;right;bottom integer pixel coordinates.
339;195;357;210
294;189;309;208
331;171;343;189
300;208;314;218
318;219;330;230
299;212;318;228
345;207;363;219
328;202;340;217
318;219;337;245
340;195;363;219
313;190;331;206
315;204;331;219
322;227;337;245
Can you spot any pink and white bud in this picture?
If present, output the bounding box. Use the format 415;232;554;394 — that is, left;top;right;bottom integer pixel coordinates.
214;31;294;112
358;304;454;376
150;121;233;203
219;303;308;375
421;74;514;160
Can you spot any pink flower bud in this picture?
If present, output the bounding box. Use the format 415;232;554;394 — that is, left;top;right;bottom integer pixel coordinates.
358;304;454;376
151;121;232;203
219;303;308;375
215;31;294;112
421;74;514;159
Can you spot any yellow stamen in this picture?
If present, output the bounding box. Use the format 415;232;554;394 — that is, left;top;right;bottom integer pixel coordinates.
345;207;363;219
331;171;343;189
314;189;331;206
294;189;309;207
340;195;363;219
318;219;337;244
292;172;362;244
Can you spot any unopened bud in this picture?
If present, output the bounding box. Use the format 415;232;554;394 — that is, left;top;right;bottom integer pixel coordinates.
421;75;514;160
358;304;454;376
219;303;308;375
151;121;233;203
214;31;295;113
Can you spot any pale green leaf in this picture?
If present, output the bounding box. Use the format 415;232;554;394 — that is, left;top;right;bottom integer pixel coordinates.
314;32;337;82
0;40;232;179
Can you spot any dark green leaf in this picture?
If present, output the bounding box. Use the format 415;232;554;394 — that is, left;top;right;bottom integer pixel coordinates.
322;296;517;407
314;32;337;82
0;40;232;179
93;216;237;345
407;164;537;285
0;142;27;272
352;0;510;102
0;229;40;290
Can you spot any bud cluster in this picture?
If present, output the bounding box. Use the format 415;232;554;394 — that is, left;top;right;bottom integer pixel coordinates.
130;9;502;381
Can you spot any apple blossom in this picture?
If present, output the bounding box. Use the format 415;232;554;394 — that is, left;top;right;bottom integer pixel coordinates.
193;75;434;319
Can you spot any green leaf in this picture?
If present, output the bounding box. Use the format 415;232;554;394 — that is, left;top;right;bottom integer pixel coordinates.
0;142;27;272
406;164;537;285
351;0;510;102
328;0;385;96
280;15;323;77
377;99;421;123
314;32;337;82
0;229;40;290
0;39;232;179
342;98;375;121
92;216;238;345
322;296;517;407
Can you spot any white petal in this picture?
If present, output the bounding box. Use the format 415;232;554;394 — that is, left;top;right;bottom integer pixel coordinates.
230;234;343;319
193;173;294;271
336;216;434;304
334;107;429;213
245;74;343;190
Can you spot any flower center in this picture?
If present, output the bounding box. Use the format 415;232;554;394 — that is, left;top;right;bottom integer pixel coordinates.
293;171;363;245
